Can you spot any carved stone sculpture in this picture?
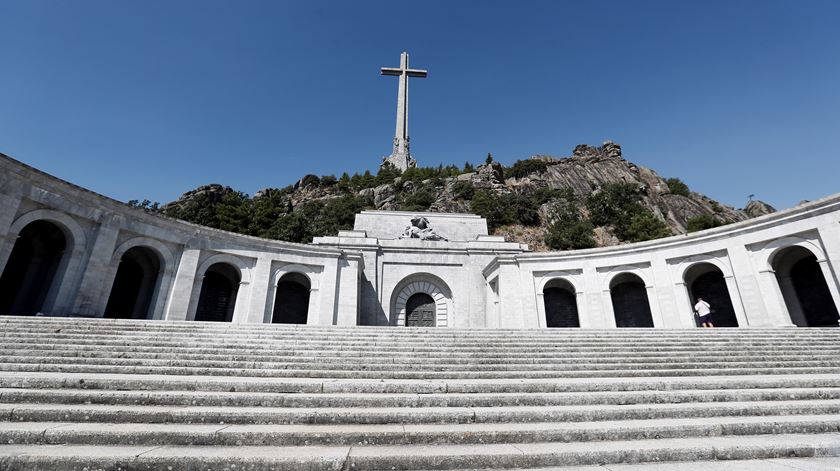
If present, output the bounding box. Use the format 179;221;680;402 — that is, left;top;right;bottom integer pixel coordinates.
399;216;447;241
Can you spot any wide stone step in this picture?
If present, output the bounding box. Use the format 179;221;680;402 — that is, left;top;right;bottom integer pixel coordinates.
3;347;836;365
5;371;839;394
2;432;840;470
5;317;838;333
5;387;840;408
3;362;839;379
3;415;840;447
4;355;840;373
9;336;840;354
8;342;837;359
6;327;840;340
3;399;839;425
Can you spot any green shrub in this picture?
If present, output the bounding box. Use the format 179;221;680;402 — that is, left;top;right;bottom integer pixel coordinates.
452;180;475;200
545;219;596;250
401;188;436;211
300;174;320;188
471;190;517;231
686;214;726;232
508;159;548;179
665;178;690;197
320;175;337;187
586;183;644;229
625;210;672;242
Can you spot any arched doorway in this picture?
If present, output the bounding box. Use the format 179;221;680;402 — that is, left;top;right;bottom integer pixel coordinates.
406;293;436;327
684;263;738;327
0;220;67;316
390;274;452;327
104;246;161;319
543;278;579;328
272;272;310;324
195;263;240;322
772;246;839;327
610;273;654;328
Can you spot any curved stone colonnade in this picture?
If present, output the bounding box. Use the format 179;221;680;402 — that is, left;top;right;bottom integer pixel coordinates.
0;154;361;325
485;199;840;329
1;152;839;328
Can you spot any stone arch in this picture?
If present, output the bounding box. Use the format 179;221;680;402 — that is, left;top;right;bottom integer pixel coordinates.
0;210;88;315
770;245;839;327
113;237;175;273
266;264;320;325
197;253;252;285
391;274;453;327
762;236;827;271
100;237;176;320
194;262;242;322
683;262;739;327
680;255;734;279
272;272;311;324
609;272;654;328
0;220;67;316
103;246;162;319
542;277;580;328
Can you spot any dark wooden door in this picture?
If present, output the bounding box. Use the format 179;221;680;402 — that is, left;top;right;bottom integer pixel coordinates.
406;293;436;327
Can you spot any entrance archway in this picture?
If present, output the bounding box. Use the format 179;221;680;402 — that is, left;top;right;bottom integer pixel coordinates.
0;220;67;316
684;263;738;327
195;263;240;322
610;273;654;328
772;246;839;327
406;293;436;327
104;246;161;319
272;272;310;324
543;278;579;328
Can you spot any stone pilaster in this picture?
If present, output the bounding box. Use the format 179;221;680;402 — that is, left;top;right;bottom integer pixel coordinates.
71;219;121;316
164;248;201;321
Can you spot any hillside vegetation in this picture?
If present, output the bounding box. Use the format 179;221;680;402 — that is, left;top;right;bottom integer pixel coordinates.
139;141;774;251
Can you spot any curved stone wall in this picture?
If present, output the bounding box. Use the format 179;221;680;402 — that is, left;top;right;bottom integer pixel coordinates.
2;152;839;329
0;154;362;325
486;193;840;328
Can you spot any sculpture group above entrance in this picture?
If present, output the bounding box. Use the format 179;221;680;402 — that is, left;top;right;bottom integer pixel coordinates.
399;216;447;241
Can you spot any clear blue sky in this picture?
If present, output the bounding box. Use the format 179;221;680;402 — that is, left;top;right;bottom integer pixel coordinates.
2;0;839;210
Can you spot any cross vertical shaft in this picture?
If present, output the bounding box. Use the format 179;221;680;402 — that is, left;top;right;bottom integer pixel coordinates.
381;52;427;170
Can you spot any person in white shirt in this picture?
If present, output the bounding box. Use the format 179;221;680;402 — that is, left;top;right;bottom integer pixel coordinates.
694;297;713;328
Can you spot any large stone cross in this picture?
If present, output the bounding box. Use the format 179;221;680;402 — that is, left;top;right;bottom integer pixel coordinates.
381;51;427;170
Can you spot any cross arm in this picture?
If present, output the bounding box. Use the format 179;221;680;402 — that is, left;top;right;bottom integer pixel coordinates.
406;69;428;78
381;68;402;76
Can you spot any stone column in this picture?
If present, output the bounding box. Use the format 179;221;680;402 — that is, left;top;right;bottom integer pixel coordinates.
582;263;607;328
755;268;795;327
230;278;251;324
497;259;525;328
650;257;680;328
673;282;698;328
0;192;22;276
335;256;361;326
164;248;201;321
315;257;339;326
723;274;750;327
242;256;273;324
574;291;589;328
817;258;840;326
71;219;121;316
817;225;840;287
728;245;773;325
645;284;665;328
600;289;618;328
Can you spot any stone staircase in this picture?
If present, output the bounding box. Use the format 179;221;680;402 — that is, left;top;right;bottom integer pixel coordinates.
1;317;840;470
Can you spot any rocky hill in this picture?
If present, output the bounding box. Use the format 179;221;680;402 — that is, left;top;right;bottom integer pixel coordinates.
158;141;775;251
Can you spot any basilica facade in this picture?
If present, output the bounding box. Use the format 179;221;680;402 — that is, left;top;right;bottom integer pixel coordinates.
2;152;839;329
